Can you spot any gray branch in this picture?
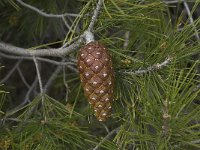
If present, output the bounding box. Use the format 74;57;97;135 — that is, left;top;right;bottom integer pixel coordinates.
0;52;75;66
88;0;103;32
124;57;172;75
0;39;82;57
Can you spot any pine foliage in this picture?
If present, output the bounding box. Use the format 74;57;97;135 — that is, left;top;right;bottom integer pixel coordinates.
0;0;200;149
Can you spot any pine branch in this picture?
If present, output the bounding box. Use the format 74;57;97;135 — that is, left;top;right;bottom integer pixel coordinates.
0;40;82;57
0;52;76;66
16;0;79;18
88;0;103;32
0;0;103;57
123;57;172;75
83;0;103;43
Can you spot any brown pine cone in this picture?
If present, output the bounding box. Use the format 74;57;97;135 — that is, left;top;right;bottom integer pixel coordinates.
77;41;114;121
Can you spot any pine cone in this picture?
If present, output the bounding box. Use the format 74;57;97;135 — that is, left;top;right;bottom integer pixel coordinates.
77;41;114;121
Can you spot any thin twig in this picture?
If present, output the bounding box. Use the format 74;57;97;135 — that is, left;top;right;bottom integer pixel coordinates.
163;0;183;4
102;123;110;133
0;60;22;84
183;1;200;83
183;0;200;40
38;57;75;66
164;0;199;40
33;57;43;96
16;76;38;109
63;66;70;102
3;118;34;123
61;16;71;30
16;0;79;18
67;65;78;73
43;65;63;93
124;57;172;75
93;128;119;150
17;67;30;88
24;77;38;103
43;58;77;95
33;56;47;121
